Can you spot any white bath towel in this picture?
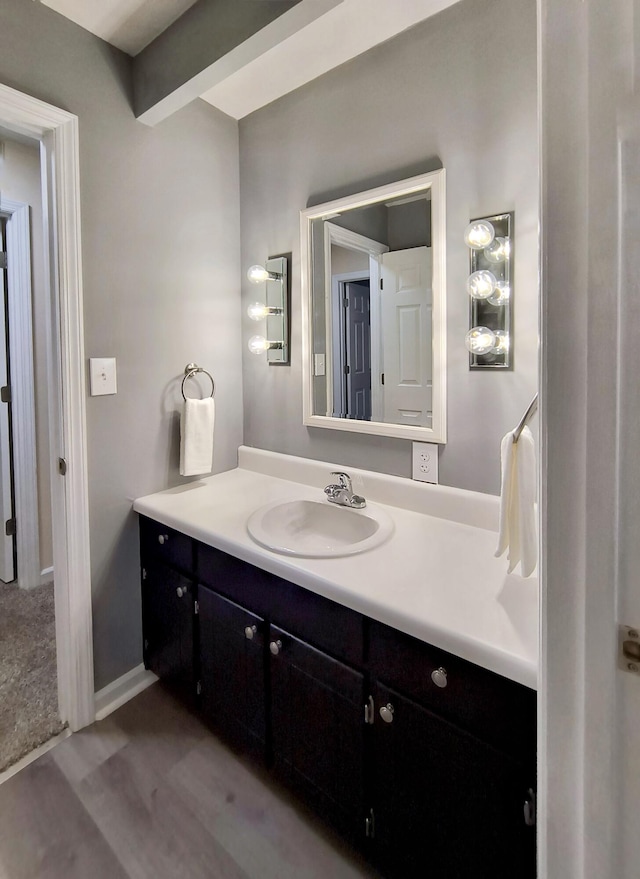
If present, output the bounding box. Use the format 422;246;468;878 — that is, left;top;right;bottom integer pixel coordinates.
180;397;215;477
495;425;537;577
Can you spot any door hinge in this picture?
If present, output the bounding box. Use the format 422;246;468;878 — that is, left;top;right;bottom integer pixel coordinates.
380;278;383;290
618;624;640;675
365;808;375;839
343;297;349;308
196;681;202;696
523;789;536;827
0;386;10;404
144;638;149;651
0;252;6;270
194;600;199;615
381;373;385;385
141;567;147;581
364;695;375;725
5;518;16;537
344;364;350;375
58;457;67;476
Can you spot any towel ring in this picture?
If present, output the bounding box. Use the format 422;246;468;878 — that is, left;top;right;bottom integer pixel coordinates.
181;363;215;401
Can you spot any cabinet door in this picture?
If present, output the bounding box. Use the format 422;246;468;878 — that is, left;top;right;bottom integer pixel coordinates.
198;586;266;759
269;625;365;843
142;562;195;699
371;681;535;879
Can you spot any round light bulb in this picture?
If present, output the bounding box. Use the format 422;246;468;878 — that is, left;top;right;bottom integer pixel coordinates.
247;301;268;321
247;264;269;284
492;330;509;354
248;334;268;354
466;270;497;300
487;282;510;306
484;236;510;263
464;220;495;250
465;326;497;355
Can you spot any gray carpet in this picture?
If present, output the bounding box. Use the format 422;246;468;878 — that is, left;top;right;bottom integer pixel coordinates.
0;581;65;772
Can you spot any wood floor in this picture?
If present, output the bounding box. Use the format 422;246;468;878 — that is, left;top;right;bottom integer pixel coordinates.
0;683;380;879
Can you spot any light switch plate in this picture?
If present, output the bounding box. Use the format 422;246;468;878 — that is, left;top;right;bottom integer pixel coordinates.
412;441;439;483
89;357;117;396
314;353;326;376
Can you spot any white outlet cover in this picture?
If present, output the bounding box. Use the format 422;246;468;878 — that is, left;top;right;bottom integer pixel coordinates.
412;441;439;484
89;357;117;396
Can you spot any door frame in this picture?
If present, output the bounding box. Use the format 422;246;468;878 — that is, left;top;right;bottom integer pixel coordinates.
0;197;40;590
0;83;94;731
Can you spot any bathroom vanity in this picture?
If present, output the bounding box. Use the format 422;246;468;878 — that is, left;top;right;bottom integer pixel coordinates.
134;448;538;879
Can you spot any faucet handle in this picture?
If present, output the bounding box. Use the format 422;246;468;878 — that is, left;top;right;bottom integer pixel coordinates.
330;471;352;491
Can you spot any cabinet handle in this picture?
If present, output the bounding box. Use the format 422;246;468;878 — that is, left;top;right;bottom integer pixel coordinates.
379;703;394;723
269;639;282;656
158;534;169;545
245;625;257;640
431;667;448;688
176;586;187;598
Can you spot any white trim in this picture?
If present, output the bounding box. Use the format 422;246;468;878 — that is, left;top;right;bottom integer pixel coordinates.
94;664;158;722
40;565;54;586
0;197;40;590
301;170;447;443
0;83;94;732
0;728;72;787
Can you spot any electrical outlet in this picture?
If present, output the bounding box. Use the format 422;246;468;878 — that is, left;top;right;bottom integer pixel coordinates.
412;441;439;484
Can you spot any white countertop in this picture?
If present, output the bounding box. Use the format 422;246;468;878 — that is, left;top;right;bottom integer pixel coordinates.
133;447;539;690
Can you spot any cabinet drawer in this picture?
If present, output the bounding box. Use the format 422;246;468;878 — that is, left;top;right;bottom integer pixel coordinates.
140;516;194;574
197;543;364;668
369;621;536;760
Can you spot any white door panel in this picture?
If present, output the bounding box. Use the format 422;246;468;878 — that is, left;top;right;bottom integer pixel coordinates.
380;247;432;426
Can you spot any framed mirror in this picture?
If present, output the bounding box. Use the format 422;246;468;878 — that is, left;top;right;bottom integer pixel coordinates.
301;169;446;442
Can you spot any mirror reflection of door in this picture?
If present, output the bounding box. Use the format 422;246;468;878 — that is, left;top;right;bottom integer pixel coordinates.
380;246;432;427
344;280;371;420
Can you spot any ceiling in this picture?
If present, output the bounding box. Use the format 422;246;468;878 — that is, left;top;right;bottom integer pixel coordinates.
39;0;460;120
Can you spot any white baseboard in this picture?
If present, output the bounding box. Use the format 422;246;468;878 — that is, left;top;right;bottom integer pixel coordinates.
40;566;54;586
94;663;158;722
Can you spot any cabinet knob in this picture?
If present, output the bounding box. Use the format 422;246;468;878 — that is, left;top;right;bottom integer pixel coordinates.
269;639;282;656
176;585;187;598
431;667;448;688
158;534;169;545
379;703;394;723
245;625;258;640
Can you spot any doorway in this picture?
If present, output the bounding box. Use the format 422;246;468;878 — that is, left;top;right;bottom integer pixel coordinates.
0;82;94;742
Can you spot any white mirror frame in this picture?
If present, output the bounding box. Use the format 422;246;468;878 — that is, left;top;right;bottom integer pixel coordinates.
300;169;447;442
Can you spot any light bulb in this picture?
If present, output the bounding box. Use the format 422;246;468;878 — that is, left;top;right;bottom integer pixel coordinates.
465;326;496;355
466;270;497;300
484;236;510;263
247;302;268;321
247;264;269;284
487;282;510;306
248;334;269;354
464;220;495;250
492;331;509;354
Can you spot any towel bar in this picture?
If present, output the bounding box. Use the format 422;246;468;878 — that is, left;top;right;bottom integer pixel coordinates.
181;363;215;400
512;393;538;443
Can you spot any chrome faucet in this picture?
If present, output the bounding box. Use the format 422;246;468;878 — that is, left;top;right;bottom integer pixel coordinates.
324;471;366;509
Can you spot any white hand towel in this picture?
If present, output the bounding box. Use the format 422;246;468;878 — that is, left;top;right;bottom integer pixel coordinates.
180;397;215;477
495;425;537;577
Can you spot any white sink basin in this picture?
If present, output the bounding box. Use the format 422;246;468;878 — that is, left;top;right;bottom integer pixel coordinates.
246;498;394;558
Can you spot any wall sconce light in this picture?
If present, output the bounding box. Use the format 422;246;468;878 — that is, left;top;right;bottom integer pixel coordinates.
246;255;289;364
463;213;513;369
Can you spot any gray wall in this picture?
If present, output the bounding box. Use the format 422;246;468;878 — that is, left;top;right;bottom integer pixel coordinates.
0;137;52;573
239;0;538;495
0;0;243;690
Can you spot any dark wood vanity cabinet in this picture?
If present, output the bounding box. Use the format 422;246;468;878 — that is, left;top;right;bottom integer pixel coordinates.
139;515;536;878
140;519;196;702
269;624;366;844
